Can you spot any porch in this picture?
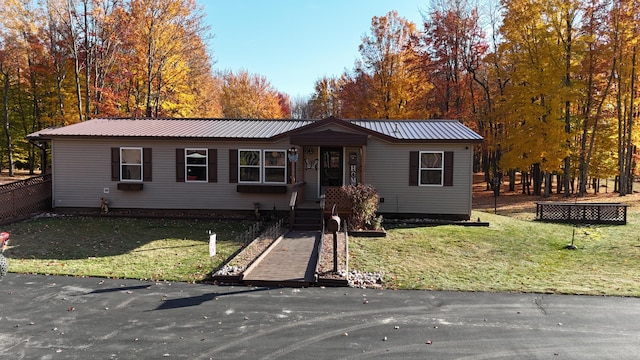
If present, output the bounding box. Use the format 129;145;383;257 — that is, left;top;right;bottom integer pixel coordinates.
288;182;353;231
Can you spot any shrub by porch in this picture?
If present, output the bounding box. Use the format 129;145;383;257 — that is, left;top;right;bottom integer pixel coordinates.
323;184;381;231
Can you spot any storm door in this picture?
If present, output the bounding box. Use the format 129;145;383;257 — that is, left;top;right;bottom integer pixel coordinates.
319;147;343;194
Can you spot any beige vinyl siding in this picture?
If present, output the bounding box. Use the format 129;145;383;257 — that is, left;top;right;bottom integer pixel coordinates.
364;138;473;217
51;138;294;211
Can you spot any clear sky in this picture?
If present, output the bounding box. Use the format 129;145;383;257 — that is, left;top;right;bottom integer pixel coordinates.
199;1;428;99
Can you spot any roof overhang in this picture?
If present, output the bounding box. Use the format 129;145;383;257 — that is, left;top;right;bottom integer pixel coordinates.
26;116;484;144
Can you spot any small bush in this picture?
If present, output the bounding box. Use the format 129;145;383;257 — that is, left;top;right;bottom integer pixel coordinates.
341;184;379;230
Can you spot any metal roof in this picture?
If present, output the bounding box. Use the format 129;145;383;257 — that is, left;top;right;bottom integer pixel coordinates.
349;119;483;142
28;117;483;142
28;118;314;139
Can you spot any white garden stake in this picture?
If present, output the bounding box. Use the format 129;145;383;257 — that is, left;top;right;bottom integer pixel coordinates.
208;231;216;257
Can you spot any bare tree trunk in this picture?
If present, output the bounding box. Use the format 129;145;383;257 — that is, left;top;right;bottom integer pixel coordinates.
623;46;636;195
543;172;551;198
83;0;91;119
563;9;573;198
145;16;155;118
45;5;66;124
67;1;84;122
580;47;616;197
1;69;13;176
27;51;41;174
508;169;515;192
531;164;542;196
616;58;624;194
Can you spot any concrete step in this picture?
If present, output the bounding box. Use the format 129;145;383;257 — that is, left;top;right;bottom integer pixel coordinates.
293;208;322;231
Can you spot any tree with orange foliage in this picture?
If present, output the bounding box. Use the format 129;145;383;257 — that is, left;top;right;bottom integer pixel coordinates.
343;11;431;119
420;0;488;122
218;70;286;119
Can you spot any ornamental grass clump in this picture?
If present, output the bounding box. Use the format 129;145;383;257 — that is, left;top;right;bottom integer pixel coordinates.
341;184;379;230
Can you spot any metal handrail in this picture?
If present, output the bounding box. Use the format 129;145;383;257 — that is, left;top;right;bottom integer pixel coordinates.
289;191;298;209
288;181;306;230
314;213;326;280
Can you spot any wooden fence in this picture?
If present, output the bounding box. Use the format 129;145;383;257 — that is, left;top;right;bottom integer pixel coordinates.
0;174;52;224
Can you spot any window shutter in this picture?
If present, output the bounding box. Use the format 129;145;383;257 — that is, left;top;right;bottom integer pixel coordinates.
444;151;454;187
409;151;418;186
208;149;218;183
111;148;120;181
229;149;238;183
143;148;152;181
176;148;185;182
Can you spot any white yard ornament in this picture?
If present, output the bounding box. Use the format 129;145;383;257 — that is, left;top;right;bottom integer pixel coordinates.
208;231;216;257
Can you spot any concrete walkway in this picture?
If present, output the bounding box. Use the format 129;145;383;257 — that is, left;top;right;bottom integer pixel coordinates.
242;230;320;286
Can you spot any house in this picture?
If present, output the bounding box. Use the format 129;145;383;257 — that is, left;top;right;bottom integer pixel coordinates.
27;116;483;220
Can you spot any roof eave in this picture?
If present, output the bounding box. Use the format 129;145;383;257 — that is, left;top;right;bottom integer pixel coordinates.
27;134;297;142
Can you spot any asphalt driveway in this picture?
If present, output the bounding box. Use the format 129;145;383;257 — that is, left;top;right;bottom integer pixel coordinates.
1;273;639;359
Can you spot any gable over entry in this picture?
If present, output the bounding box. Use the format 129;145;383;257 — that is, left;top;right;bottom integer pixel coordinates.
289;128;369;197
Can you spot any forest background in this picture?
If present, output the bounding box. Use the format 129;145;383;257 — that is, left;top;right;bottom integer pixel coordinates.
0;0;638;198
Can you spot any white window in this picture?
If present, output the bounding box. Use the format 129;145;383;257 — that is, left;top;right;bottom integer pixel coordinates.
238;149;287;184
263;150;286;183
419;151;443;186
239;149;261;183
121;147;142;181
186;149;207;182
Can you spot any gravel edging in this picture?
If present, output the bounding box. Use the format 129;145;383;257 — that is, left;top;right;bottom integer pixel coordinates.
317;232;384;289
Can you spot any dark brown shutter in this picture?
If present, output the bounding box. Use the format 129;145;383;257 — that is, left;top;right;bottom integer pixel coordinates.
444;151;454;187
143;148;152;181
229;149;238;183
111;147;120;181
208;149;217;183
176;148;185;182
409;151;418;186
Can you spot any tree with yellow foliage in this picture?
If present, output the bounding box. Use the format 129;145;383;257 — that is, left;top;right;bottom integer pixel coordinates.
496;0;582;196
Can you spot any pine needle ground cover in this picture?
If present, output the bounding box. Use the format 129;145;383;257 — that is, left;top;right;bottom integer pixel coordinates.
4;216;252;283
350;208;640;296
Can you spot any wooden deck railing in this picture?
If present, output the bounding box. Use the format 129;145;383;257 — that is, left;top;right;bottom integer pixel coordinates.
0;174;52;224
536;202;628;225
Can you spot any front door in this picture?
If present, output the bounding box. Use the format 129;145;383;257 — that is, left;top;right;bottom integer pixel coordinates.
320;147;343;194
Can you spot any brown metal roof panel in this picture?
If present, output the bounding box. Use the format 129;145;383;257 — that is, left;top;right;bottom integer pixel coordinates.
28;118;314;139
27;118;482;143
349;120;482;141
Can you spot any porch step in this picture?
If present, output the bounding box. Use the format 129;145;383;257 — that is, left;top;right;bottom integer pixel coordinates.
292;208;322;231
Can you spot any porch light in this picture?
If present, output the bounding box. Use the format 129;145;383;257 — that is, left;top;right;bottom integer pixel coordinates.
287;147;298;162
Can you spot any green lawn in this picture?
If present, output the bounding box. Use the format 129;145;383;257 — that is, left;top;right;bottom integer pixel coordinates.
3;216;252;283
4;205;640;296
349;209;640;296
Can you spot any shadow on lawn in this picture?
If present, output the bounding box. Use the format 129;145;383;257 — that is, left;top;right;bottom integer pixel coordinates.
2;215;250;260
